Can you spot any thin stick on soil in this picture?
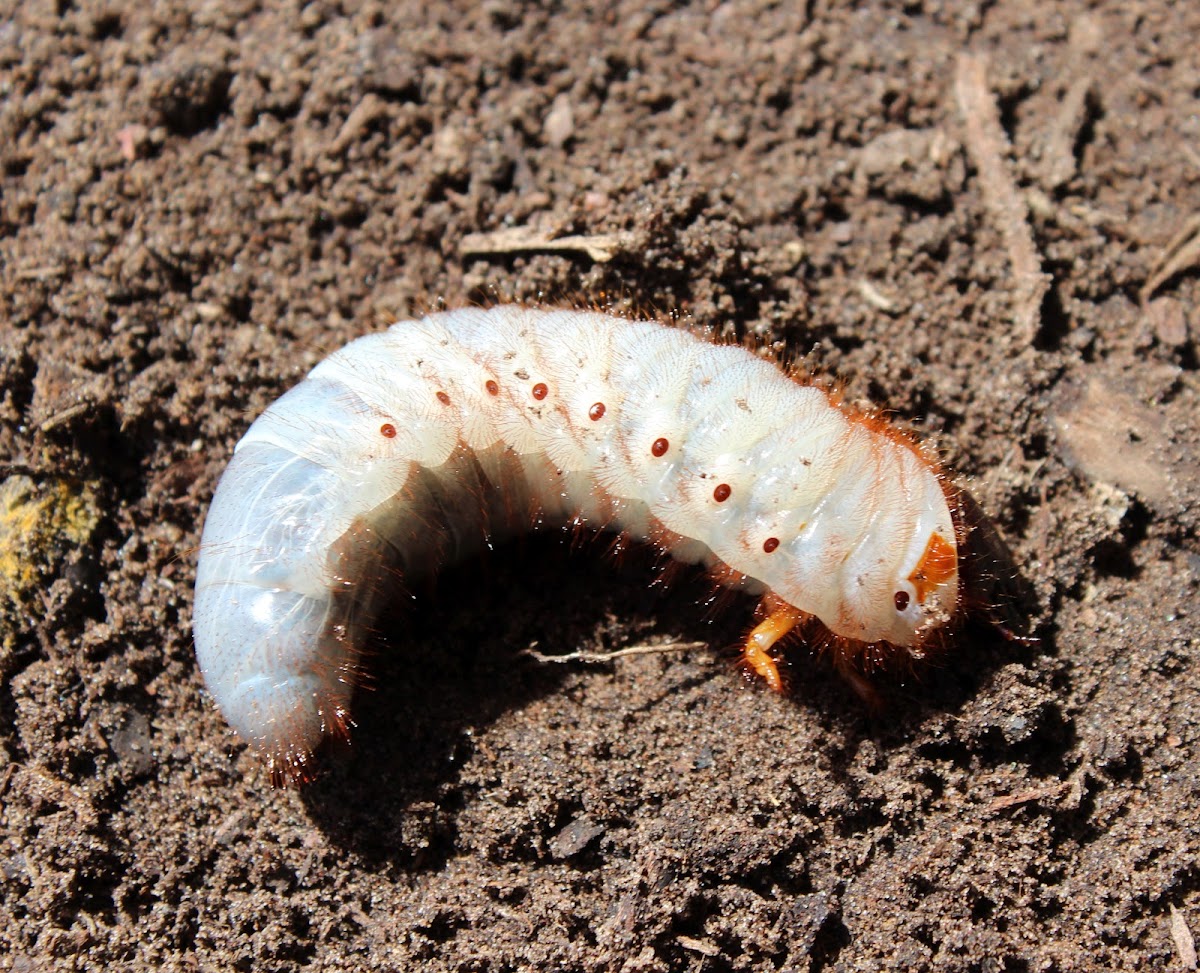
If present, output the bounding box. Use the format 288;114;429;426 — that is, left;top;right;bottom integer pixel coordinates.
1038;76;1096;190
460;227;632;263
523;640;708;665
1170;904;1198;971
1140;214;1200;303
955;53;1051;345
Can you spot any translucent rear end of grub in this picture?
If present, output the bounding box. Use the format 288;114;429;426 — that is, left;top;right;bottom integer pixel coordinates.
194;306;976;783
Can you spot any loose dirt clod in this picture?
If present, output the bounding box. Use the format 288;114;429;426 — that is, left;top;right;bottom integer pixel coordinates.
1051;373;1173;508
0;476;99;655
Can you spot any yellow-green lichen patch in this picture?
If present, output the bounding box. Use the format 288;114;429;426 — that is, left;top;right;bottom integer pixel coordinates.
0;475;100;652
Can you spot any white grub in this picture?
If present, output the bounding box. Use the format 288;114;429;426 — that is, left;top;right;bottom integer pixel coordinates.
194;306;971;783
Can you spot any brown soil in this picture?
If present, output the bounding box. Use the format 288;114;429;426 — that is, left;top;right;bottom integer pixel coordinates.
2;1;1199;970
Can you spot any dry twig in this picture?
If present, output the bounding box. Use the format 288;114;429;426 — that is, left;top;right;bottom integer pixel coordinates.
1038;77;1096;190
1141;214;1200;303
460;227;632;263
523;640;707;665
955;53;1051;344
328;94;387;155
986;782;1069;813
1171;905;1198;971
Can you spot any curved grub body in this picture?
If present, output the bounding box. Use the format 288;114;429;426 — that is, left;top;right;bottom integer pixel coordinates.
193;306;1006;783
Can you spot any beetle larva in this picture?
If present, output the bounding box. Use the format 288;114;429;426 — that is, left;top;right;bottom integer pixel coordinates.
193;306;1022;783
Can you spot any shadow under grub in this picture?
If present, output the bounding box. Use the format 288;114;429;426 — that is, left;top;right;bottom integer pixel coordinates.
300;496;1042;868
298;530;748;869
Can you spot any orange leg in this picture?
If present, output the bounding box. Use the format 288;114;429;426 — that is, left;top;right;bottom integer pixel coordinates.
742;603;803;693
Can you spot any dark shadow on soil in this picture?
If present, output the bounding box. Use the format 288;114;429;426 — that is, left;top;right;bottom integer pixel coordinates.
299;531;751;869
301;526;1042;870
